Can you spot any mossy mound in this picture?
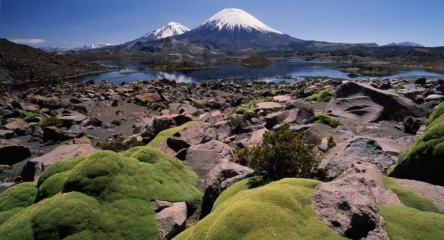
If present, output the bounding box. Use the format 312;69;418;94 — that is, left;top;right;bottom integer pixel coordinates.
305;89;332;102
379;206;444;240
383;176;440;213
0;147;202;239
175;178;345;240
0;182;37;225
390;102;444;185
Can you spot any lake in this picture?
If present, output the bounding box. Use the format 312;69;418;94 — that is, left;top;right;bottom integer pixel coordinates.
77;58;444;84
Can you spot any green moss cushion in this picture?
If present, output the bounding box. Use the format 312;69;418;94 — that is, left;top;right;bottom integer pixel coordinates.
176;178;345;240
0;182;37;225
390;102;444;185
0;147;202;240
380;206;444;240
382;176;440;213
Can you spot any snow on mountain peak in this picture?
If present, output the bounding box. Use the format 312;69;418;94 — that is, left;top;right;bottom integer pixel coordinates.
200;8;282;34
143;22;190;40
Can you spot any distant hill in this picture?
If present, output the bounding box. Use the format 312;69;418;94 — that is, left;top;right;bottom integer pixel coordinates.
0;38;108;82
41;43;113;53
384;42;425;47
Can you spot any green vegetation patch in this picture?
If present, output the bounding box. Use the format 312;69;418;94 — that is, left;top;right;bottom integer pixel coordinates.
379;206;444;240
390;102;444;185
383;176;440;213
176;178;345;240
234;105;256;115
305;89;332;102
0;146;202;239
315;113;343;128
147;121;196;148
0;182;37;225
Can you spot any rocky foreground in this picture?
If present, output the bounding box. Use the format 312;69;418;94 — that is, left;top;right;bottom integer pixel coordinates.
1;76;444;239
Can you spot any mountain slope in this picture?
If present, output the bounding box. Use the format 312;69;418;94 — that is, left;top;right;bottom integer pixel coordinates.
175;8;375;52
140;22;190;41
0;39;108;82
385;42;425;47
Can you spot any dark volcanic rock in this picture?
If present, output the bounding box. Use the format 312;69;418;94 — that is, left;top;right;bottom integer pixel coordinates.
0;139;32;165
403;116;424;134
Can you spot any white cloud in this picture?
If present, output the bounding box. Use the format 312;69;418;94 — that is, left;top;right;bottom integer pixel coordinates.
9;38;46;45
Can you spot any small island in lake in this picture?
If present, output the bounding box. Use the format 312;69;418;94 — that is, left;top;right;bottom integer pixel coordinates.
148;61;213;72
240;56;274;68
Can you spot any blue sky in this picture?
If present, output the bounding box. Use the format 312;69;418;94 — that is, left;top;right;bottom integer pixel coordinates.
1;0;443;48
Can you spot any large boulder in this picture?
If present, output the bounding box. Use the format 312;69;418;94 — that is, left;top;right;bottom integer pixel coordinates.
166;122;215;152
200;162;254;219
389;102;444;186
184;140;238;189
312;162;402;240
0;139;32;165
326;81;424;123
31;95;67;109
318;137;394;180
42;125;84;142
154;201;187;240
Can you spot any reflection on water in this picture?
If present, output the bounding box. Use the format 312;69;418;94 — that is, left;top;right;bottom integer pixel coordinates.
78;58;444;84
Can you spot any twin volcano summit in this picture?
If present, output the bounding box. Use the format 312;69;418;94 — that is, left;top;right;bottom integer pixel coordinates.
103;8;377;56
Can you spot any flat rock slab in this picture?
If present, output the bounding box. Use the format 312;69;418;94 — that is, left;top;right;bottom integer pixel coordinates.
27;144;96;180
318;137;395;180
390;177;444;213
255;102;283;111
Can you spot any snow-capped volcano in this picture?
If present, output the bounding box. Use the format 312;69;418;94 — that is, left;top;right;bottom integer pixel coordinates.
141;22;190;41
199;8;282;34
174;8;295;51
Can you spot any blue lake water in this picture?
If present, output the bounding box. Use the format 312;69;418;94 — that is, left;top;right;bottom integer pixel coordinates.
78;58;444;84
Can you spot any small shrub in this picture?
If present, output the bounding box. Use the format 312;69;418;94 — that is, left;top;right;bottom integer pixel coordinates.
132;127;141;134
84;133;100;141
228;116;247;134
242;111;259;121
151;102;167;110
301;107;314;114
246;124;321;188
99;137;144;152
327;136;336;149
115;109;125;115
111;99;119;107
390;109;413;122
111;120;121;126
394;84;404;91
315;113;343;128
40;116;62;128
305;89;332;102
191;110;201;117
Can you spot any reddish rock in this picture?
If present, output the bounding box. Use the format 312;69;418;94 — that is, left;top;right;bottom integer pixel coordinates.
135;92;161;104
